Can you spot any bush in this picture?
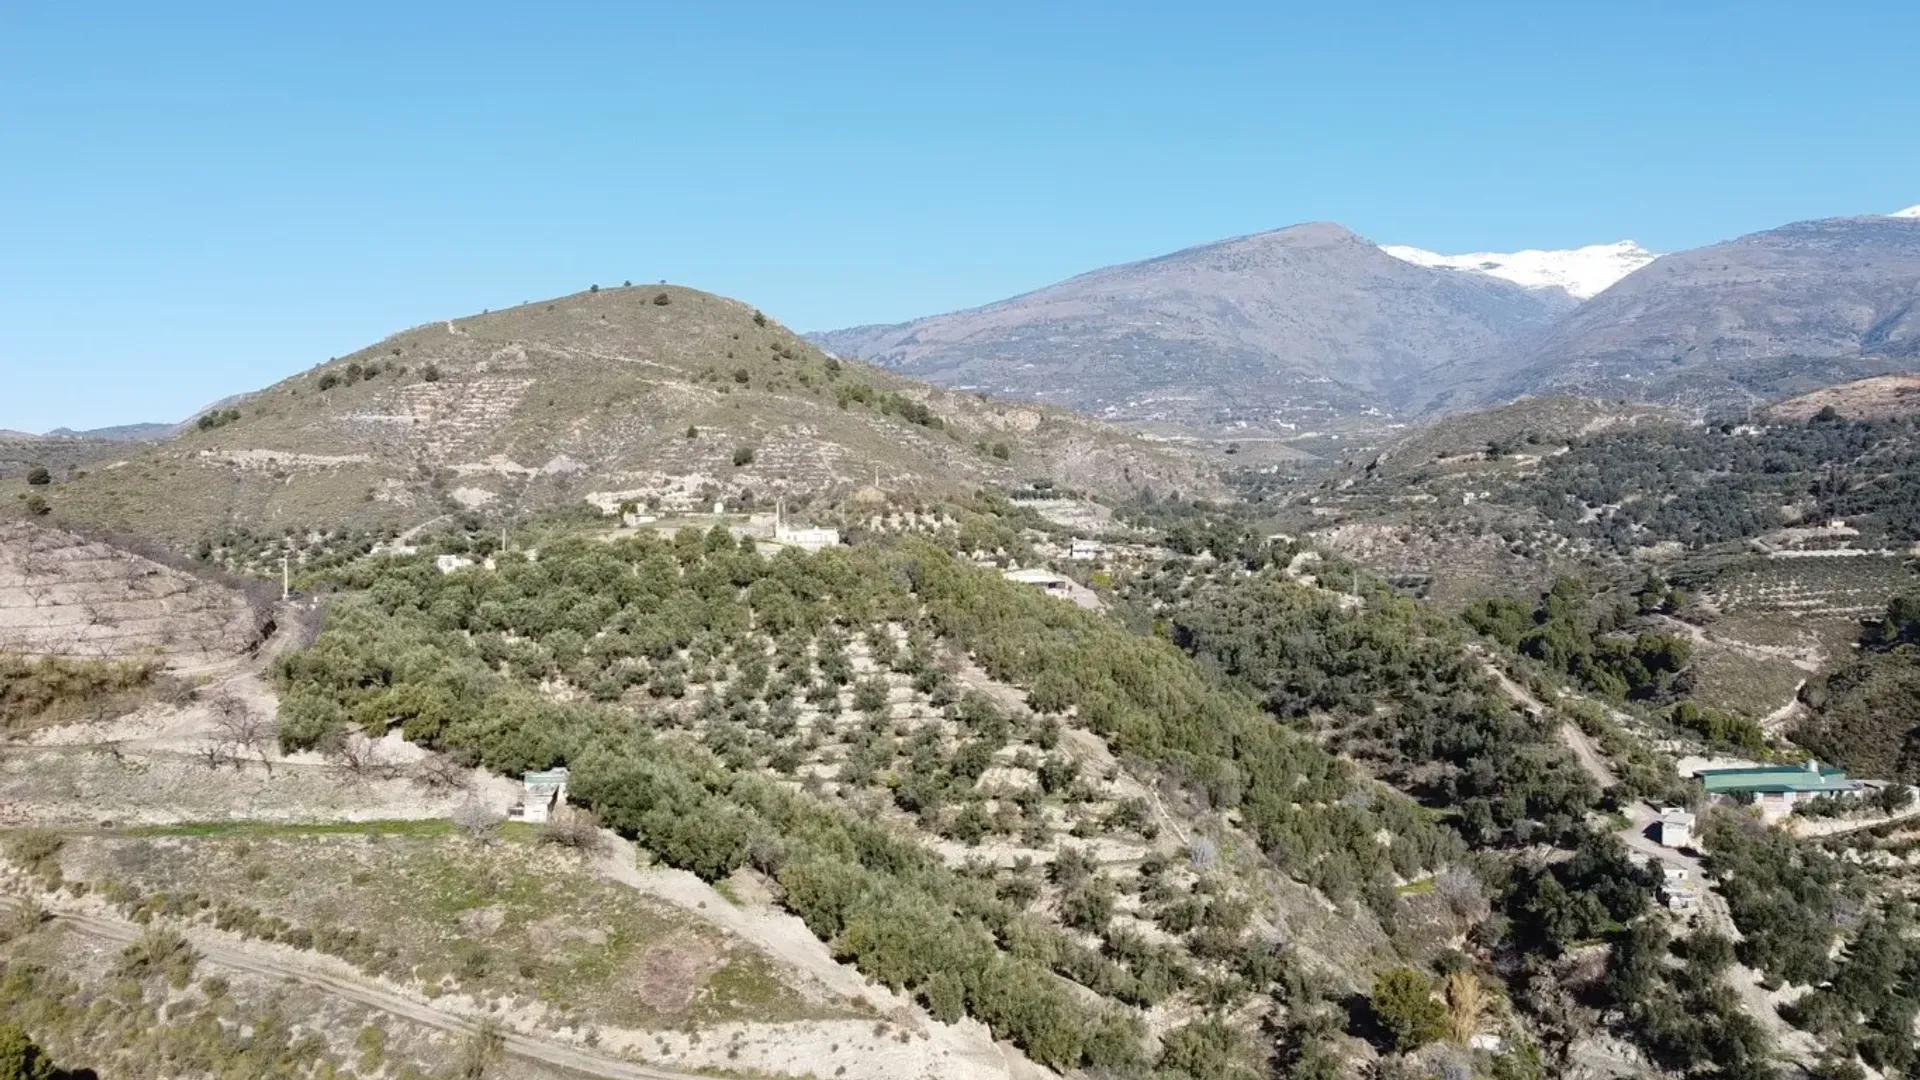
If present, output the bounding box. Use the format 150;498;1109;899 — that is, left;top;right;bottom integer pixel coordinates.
195;408;241;432
0;1022;71;1080
733;446;755;467
23;466;50;487
21;494;48;517
653;292;671;306
538;808;607;854
1370;967;1446;1052
117;926;200;988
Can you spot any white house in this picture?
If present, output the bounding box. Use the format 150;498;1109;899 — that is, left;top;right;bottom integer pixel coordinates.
1004;567;1073;593
434;554;476;574
1657;807;1695;849
772;502;840;552
1067;538;1104;561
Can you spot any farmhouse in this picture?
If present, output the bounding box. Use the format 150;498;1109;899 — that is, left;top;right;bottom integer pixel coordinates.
1696;761;1857;822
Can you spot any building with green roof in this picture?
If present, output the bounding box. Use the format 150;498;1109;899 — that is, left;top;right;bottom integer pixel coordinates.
1695;761;1856;822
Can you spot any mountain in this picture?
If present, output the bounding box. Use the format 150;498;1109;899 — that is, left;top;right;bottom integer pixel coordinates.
812;223;1573;429
42;422;176;442
1453;213;1920;410
5;285;1219;544
1377;240;1658;301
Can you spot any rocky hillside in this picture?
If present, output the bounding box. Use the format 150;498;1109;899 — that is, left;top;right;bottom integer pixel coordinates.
7;285;1220;545
1452;214;1920;411
814;223;1571;428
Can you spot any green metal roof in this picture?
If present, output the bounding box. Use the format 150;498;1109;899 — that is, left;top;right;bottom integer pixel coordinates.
1697;765;1851;794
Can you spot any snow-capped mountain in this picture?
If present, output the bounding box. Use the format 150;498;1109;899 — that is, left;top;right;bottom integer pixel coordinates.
1891;205;1920;219
1378;240;1659;301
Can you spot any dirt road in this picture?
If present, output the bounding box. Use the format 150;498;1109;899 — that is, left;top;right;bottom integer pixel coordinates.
39;903;710;1080
1472;650;1618;789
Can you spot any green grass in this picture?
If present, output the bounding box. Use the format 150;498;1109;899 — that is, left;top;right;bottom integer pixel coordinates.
117;819;458;839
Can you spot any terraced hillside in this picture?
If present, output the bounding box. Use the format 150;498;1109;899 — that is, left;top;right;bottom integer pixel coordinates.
1273;390;1920;725
9;285;1221;546
0;520;260;662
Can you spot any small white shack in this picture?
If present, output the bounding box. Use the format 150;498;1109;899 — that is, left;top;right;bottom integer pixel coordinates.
510;767;570;824
1657;807;1695;849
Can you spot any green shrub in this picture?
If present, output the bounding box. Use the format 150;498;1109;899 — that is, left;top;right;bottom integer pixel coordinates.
1370;967;1446;1052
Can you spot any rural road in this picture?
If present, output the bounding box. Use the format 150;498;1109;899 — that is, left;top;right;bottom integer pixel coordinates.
38;903;709;1080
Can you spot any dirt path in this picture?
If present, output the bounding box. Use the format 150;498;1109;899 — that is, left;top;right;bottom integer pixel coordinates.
1558;720;1619;790
591;839;1034;1080
1614;804;1818;1064
1653;615;1822;673
1789;790;1920;838
1759;684;1806;734
1472;650;1618;790
36;902;709;1080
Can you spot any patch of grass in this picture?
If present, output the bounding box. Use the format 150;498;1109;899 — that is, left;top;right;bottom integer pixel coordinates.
119;819;457;840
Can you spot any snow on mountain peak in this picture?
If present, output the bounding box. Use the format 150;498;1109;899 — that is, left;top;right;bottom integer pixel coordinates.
1379;239;1659;300
1891;205;1920;219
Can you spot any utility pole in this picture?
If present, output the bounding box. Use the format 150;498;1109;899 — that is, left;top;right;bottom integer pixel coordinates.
280;551;290;602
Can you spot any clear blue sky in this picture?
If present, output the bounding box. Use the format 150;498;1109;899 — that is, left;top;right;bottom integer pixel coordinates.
3;2;1916;431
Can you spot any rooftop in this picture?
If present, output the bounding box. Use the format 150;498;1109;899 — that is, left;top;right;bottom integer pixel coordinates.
1697;763;1853;795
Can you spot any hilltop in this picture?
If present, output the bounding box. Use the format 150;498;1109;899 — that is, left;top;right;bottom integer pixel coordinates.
7;285;1220;545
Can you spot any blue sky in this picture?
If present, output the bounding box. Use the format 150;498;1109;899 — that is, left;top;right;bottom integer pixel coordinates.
3;2;1916;431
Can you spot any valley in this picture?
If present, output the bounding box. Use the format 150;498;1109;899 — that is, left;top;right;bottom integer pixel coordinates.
3;248;1919;1080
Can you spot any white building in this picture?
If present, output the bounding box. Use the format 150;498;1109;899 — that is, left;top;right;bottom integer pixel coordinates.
434;554;476;574
510;767;570;824
1657;807;1695;849
772;502;840;552
1005;567;1073;593
1067;538;1104;561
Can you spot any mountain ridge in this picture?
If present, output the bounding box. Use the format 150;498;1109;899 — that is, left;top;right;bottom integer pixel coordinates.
813;221;1572;428
821;210;1920;428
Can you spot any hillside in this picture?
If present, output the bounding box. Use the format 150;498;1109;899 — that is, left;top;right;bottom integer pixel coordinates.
6;286;1220;546
1765;373;1920;421
0;520;260;663
813;223;1571;428
0;431;142;485
1447;214;1920;411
